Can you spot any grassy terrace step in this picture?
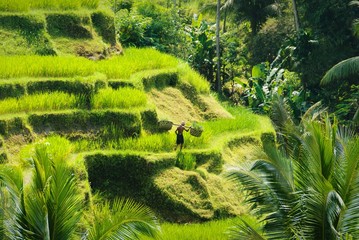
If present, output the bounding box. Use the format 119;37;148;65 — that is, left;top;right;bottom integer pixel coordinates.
0;10;115;55
0;109;158;137
83;148;243;222
0;42;275;224
0;68;180;99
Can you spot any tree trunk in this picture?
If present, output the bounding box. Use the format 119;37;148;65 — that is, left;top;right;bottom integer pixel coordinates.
292;0;300;32
216;0;221;94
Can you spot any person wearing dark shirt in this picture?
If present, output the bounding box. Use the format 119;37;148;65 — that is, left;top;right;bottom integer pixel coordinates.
175;121;189;150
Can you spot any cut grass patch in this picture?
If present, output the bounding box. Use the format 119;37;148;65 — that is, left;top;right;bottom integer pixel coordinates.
93;87;147;109
148;87;203;124
0;30;34;55
0;92;77;114
0;48;177;79
142;217;241;240
0;0;99;11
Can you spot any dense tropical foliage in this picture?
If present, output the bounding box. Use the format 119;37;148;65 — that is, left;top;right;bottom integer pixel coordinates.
113;0;359;126
0;137;160;239
227;100;359;239
1;0;359;239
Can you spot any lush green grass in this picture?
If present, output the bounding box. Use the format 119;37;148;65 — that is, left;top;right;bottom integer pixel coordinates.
71;111;264;153
0;92;77;114
0;30;35;55
97;48;179;79
93;87;147;109
0;48;211;93
0;55;96;78
178;62;210;93
0;48;178;79
72;131;209;153
0;0;99;11
141;218;240;240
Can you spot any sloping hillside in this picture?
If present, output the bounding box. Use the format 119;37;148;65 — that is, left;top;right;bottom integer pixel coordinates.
0;3;274;224
0;8;119;57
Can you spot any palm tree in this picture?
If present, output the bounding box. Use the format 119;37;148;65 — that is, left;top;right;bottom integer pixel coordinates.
227;108;359;239
0;137;160;239
84;198;160;240
320;1;359;124
222;0;277;34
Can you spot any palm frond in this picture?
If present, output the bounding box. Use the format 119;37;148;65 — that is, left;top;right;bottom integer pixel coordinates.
270;94;294;131
326;190;345;239
227;215;266;240
1;141;83;240
227;155;295;239
337;137;359;238
321;56;359;85
85;198;160;240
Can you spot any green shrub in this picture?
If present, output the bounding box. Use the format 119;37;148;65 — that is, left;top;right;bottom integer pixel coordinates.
91;10;116;44
0;151;7;163
110;0;133;12
84;152;152;198
176;152;196;171
108;80;135;89
140;109;158;133
188;150;223;173
0;13;45;35
0;120;5;135
0;117;28;137
0;83;25;100
46;12;92;39
143;71;178;90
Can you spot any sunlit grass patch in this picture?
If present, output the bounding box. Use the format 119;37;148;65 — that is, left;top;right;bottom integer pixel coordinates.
178;62;210;93
93;87;147;109
142;217;240;240
0;56;96;78
0;48;178;79
115;132;174;152
72;133;173;153
0;92;76;114
97;48;179;79
0;0;99;11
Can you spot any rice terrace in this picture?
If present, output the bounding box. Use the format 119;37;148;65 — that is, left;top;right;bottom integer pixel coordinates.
0;0;358;239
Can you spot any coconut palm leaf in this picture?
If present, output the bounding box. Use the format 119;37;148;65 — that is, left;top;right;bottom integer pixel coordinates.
85;198;160;240
228;111;359;239
1;141;83;240
227;149;296;239
336;136;359;238
321;56;359;85
227;216;266;240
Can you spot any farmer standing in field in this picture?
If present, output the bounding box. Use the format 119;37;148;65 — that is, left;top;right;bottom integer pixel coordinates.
175;121;190;151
